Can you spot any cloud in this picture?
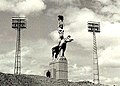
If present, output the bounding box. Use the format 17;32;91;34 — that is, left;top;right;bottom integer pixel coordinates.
0;49;15;73
45;0;81;16
96;0;112;5
99;45;120;67
97;22;120;67
100;76;120;85
0;0;46;16
97;0;120;22
21;39;51;75
47;0;81;6
0;39;51;75
69;64;92;81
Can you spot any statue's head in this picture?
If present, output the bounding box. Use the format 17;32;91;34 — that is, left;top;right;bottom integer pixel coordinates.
58;15;64;22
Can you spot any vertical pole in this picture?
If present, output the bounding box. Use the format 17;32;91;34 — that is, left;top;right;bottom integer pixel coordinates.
18;28;21;74
93;30;99;85
14;24;21;74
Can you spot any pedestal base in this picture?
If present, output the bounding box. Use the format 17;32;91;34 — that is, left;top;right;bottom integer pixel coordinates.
49;57;68;80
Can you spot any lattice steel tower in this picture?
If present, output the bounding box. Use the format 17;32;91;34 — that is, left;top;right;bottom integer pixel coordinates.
12;17;26;74
88;21;100;85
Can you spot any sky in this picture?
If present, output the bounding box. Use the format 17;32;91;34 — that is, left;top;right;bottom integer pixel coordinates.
0;0;120;85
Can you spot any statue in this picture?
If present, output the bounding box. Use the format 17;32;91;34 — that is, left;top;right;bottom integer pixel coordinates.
52;35;73;58
52;15;73;59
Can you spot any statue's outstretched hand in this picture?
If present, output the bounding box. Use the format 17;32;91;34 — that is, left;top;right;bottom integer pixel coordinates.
69;39;73;42
66;39;74;42
71;39;74;41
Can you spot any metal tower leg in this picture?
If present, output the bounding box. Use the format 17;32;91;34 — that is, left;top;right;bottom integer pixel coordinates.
93;31;100;85
14;28;21;75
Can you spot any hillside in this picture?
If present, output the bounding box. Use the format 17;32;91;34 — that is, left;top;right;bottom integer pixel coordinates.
0;72;105;86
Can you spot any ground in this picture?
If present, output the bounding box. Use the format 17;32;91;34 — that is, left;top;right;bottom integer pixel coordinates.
0;72;106;86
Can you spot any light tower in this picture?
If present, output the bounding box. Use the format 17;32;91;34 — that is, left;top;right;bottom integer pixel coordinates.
88;21;100;85
12;17;26;74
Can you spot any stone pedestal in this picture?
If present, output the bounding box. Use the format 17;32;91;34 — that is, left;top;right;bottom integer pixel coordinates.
49;57;68;80
49;61;56;79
